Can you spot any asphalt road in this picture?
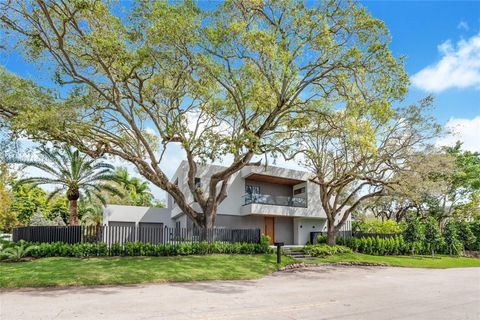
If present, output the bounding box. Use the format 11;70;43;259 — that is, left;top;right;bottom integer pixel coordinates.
1;266;479;320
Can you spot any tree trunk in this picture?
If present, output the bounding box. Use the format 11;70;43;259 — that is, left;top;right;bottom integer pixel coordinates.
205;207;216;229
327;223;336;246
68;199;79;225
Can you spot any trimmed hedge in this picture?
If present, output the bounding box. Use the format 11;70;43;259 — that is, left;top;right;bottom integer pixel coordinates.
2;236;273;259
337;235;464;256
303;244;352;257
337;235;408;255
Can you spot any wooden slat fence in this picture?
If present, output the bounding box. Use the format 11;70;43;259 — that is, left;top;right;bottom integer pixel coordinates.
12;225;261;246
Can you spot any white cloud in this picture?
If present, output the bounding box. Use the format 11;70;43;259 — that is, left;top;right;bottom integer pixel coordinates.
411;33;480;92
436;116;480;152
457;20;470;31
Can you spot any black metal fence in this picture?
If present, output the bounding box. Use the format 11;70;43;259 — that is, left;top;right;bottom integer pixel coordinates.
309;230;353;244
12;225;261;246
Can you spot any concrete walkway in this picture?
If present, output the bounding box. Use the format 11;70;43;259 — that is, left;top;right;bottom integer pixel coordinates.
1;266;479;320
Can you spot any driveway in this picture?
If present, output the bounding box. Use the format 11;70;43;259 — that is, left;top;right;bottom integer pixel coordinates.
1;266;479;320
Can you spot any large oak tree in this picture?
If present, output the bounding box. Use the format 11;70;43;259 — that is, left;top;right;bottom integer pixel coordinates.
286;98;440;245
0;0;408;228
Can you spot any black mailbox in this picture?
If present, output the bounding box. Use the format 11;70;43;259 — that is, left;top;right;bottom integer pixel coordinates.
274;242;284;264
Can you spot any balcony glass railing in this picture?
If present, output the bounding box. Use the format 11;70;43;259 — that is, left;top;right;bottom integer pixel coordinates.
243;193;307;208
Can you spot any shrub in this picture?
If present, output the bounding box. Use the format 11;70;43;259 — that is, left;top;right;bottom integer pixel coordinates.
444;221;463;256
2;238;273;260
316;235;327;244
338;235;409;256
357;220;402;234
424;217;444;257
456;221;477;251
303;244;352;257
469;220;480;251
0;242;37;261
403;217;425;255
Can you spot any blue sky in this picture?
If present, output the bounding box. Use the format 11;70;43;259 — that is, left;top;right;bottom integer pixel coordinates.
363;0;479;122
361;0;480;153
1;1;479;200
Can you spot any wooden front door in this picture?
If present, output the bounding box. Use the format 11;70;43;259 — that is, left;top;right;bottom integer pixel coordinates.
264;217;275;244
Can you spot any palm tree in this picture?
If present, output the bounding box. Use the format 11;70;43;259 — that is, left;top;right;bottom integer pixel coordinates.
115;167;154;206
15;146;122;225
80;202;103;227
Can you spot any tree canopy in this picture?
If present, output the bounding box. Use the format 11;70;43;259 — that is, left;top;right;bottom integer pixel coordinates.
0;0;408;227
288;97;440;245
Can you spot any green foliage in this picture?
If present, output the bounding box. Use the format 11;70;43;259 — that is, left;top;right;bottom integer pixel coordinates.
316;235;328;244
443;221;463;256
455;220;477;251
46;196;69;224
303;244;352;257
14;145;122;225
108;167;162;207
403;217;425;254
338;236;408;256
0;0;409;228
0;183;16;232
9;183;49;224
424;217;444;257
3;238;272;260
357;220;402;234
469;220;480;251
0;241;37;261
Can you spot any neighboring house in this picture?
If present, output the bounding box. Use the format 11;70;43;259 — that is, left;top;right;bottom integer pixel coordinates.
104;161;352;245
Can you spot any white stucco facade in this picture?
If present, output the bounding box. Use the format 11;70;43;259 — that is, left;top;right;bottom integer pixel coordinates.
104;161;351;245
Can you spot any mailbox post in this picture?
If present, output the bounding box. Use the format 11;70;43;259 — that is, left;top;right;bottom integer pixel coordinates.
274;242;284;264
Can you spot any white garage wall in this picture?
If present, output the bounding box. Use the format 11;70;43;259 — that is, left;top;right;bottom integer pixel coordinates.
103;205;174;227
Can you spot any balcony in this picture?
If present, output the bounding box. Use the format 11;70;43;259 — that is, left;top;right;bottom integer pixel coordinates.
243;193;307;208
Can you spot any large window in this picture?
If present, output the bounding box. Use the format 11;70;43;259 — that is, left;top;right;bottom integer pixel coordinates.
245;185;260;195
293;187;306;195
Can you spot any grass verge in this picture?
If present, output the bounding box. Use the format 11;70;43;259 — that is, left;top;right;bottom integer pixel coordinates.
302;253;480;268
0;254;293;288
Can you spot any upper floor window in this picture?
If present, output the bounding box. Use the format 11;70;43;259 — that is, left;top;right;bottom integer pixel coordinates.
173;178;179;205
195;177;201;189
293;187;305;195
245;185;260;195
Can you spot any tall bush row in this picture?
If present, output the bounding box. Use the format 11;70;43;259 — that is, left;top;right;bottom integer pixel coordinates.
1;236;272;259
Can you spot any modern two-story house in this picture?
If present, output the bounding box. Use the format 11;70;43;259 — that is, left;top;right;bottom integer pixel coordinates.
103;161;352;245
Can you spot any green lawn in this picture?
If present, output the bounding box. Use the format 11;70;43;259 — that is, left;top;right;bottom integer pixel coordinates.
303;253;480;268
1;253;479;288
0;254;293;288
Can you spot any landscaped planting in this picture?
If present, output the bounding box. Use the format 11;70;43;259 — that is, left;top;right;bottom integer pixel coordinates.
303;244;352;257
336;218;480;256
0;236;272;260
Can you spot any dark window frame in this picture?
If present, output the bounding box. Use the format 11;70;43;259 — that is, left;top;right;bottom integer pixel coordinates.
245;184;260;195
293;187;306;195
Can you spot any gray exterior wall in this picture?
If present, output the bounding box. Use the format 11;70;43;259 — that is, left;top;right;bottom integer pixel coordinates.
104;161;352;245
169;160;331;219
215;214;265;230
275;217;293;245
